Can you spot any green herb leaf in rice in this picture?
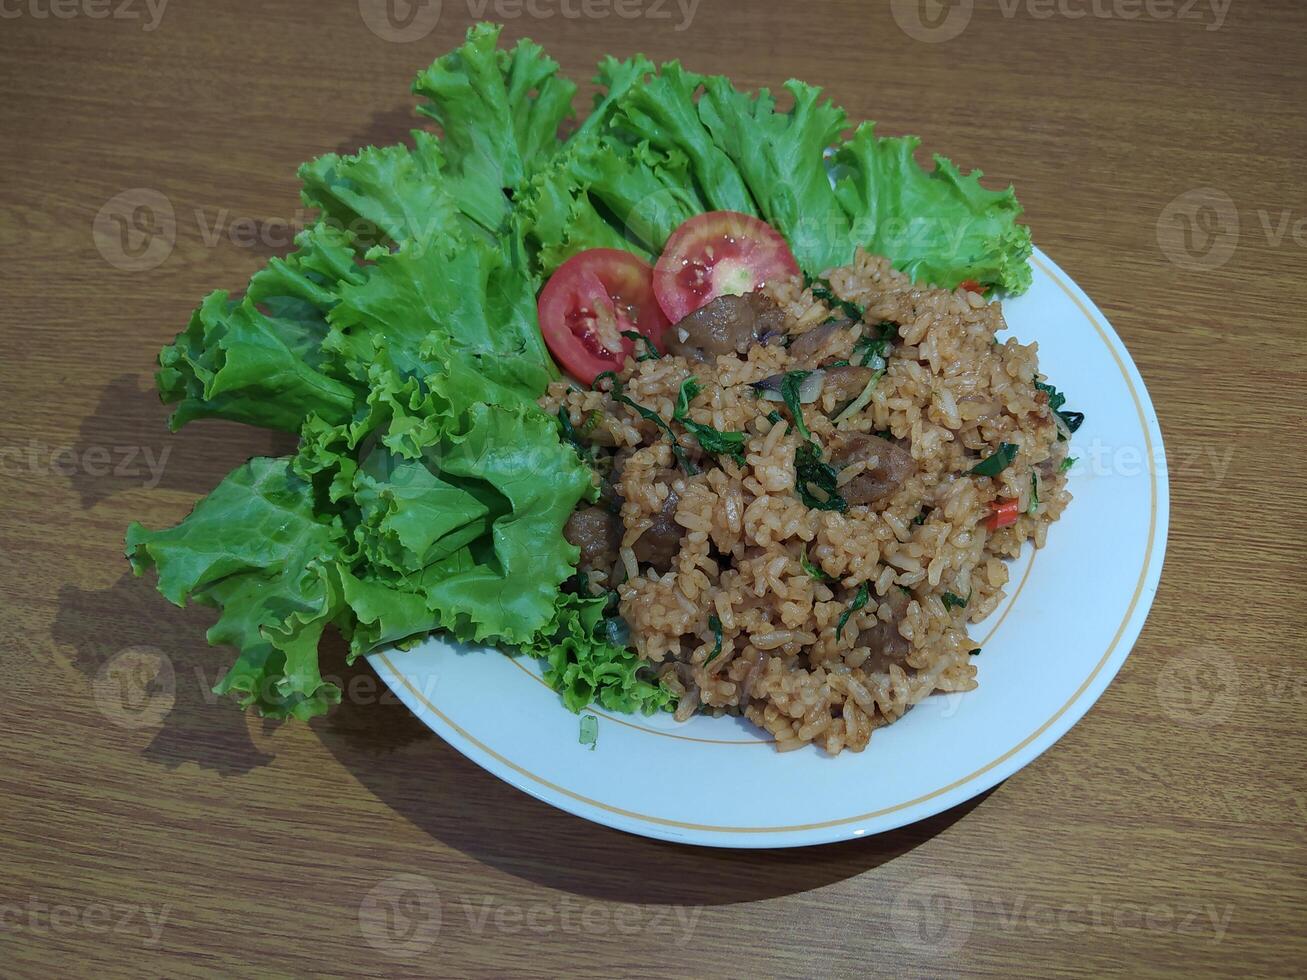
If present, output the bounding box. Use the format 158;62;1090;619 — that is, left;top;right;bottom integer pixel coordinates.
705;614;725;664
621;330;662;361
970;442;1019;477
596;371;699;475
780;370;814;439
673;378;747;466
801;551;833;581
794;442;848;512
836;583;871;640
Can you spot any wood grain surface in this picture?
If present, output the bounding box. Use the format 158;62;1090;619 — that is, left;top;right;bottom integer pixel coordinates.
2;0;1305;976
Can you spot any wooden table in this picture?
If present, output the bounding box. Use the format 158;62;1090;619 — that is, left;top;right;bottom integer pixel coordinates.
3;0;1304;975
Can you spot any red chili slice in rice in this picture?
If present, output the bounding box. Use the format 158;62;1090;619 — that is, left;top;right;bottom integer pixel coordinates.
986;499;1021;530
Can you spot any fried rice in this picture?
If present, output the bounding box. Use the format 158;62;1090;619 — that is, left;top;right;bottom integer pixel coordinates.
541;249;1071;754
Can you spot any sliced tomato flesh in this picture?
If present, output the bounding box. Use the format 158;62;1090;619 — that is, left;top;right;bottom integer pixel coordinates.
537;249;669;385
653;211;800;324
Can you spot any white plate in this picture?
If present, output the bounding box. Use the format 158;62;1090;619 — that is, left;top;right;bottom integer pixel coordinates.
370;247;1169;848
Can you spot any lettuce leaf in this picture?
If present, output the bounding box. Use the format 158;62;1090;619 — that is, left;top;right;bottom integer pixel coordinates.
697;78;852;273
610;61;758;216
352;448;493;575
520;137;652;273
125;457;349;720
412;23;576;204
576;53;654;141
832;123;1033;293
129;375;596;716
518;57;1032;291
325;232;553;385
422;400;594;645
521;592;672;715
155;224;363;432
298;134;485;247
548;136;705;263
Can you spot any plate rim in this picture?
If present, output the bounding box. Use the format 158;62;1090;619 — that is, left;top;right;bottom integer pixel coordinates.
370;246;1171;848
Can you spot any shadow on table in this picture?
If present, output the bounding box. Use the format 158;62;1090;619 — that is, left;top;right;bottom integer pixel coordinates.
54;566;993;903
330;105;423;157
52;569;279;777
314;652;996;906
69;374;295;510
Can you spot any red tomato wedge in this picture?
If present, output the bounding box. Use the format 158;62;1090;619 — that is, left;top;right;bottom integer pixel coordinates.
653;211;800;323
537;249;670;385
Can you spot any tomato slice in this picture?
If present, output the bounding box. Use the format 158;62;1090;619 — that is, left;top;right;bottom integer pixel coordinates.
653;211;800;323
537;249;670;385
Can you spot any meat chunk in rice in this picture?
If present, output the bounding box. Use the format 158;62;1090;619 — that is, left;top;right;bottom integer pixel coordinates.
632;489;683;573
786;317;855;365
858;585;912;666
821;365;879;406
828;434;917;506
563;506;621;576
665;292;786;362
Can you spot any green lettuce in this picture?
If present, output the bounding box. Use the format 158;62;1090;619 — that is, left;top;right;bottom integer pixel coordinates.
128;25;603;719
412;23;576;217
696;78;851;272
298;134;487;247
325;232;553;385
520;143;650;272
832;123;1034;293
126;457;349;720
518;57;1032;291
612;61;757;215
522;592;672;715
421;403;591;644
155;224;363;433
